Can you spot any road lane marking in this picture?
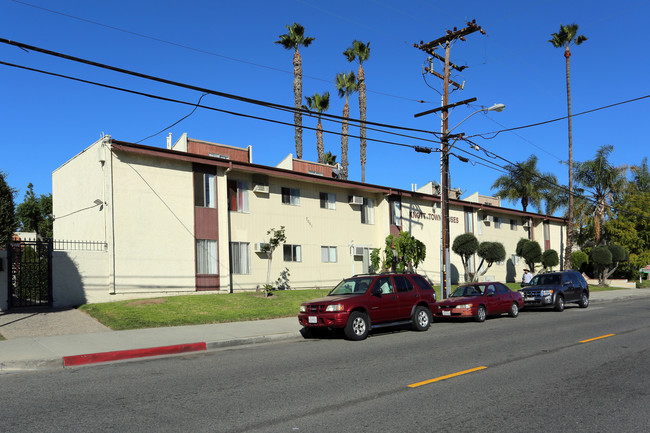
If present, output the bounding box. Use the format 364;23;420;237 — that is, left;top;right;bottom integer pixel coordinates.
408;366;487;388
580;334;615;343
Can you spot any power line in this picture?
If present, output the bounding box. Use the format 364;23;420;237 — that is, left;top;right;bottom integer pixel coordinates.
0;37;441;138
0;59;439;152
467;94;650;139
9;0;425;103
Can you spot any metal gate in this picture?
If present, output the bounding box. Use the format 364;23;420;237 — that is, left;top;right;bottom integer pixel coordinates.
7;239;53;308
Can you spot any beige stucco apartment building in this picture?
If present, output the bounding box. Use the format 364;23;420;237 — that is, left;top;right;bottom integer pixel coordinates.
51;134;566;305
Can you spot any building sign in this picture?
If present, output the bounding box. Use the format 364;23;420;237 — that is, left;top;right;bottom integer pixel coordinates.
410;211;459;223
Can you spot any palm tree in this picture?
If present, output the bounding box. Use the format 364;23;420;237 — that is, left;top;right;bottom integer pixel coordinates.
304;92;330;163
574;145;627;246
491;155;558;213
275;23;315;160
549;23;587;268
334;71;357;180
343;40;370;182
323;151;337;166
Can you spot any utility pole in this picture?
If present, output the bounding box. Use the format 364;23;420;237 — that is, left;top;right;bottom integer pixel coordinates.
414;21;485;299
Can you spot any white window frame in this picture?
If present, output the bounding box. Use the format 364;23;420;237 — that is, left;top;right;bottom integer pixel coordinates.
320;192;336;210
321;246;337;263
283;244;302;262
196;239;218;275
390;200;401;226
230;242;250;274
282;187;300;206
464;209;474;233
361;198;375;225
195;172;216;208
230;180;249;213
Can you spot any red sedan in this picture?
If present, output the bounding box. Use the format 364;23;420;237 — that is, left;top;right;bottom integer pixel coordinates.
433;282;523;322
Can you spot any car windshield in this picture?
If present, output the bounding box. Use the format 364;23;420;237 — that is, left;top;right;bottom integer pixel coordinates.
450;285;485;297
329;277;374;295
530;274;560;286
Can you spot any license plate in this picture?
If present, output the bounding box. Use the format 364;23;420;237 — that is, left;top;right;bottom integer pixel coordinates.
308;316;318;324
442;310;451;316
525;297;535;301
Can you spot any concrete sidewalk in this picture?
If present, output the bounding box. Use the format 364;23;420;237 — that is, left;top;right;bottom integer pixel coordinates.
1;288;649;372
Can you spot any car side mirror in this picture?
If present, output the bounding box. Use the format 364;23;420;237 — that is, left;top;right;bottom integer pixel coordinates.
371;287;382;296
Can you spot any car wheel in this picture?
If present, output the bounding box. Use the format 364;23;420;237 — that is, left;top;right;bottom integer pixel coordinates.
508;302;519;318
554;295;565;312
412;306;432;331
579;292;589;308
475;305;486;323
344;312;369;340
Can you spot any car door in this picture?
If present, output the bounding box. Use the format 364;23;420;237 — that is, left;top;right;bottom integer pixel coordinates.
561;273;577;302
393;275;419;319
495;283;513;313
484;284;503;314
366;276;399;323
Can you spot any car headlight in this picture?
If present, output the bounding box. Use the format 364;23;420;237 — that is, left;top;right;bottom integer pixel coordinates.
541;290;554;296
300;305;307;313
325;304;345;312
455;304;472;309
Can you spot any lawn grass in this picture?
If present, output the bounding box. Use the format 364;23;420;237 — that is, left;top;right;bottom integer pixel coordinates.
79;289;329;330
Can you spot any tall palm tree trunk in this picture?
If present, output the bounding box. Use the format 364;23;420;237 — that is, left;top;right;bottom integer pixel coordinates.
341;99;350;179
293;50;303;159
316;117;324;163
564;47;574;269
358;66;367;182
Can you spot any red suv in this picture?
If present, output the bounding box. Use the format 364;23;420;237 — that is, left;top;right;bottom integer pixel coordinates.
298;273;437;340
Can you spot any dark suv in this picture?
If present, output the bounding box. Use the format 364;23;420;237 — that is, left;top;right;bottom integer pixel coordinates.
298;273;437;340
519;270;589;312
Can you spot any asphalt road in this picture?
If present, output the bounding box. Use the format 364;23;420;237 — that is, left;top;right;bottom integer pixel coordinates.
1;299;648;432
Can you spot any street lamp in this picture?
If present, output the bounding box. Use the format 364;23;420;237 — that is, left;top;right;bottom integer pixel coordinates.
439;103;505;299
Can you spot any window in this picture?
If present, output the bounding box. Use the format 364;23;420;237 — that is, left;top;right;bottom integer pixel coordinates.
283;244;302;262
411;275;434;291
361;198;375;224
281;187;300;206
511;254;520;265
497;284;509;295
464;208;474;233
228;180;249;212
510;219;517;231
321;246;337;263
477;213;483;235
494;217;502;229
196;239;217;274
544;220;551;250
373;277;394;294
230;242;250;274
320;192;336;210
194;172;216;208
390;200;401;226
394;276;413;293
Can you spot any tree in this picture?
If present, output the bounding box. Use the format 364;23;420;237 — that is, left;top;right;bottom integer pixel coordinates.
541;249;560;271
343;40;370;182
591;244;628;286
452;233;479;282
16;183;53;239
304;91;330;163
275;23;315;160
323;151;337;166
371;232;426;273
574;145;627;246
261;226;287;296
474;241;506;281
516;238;542;273
334;71;357;180
549;23;587;270
491;155;558;212
0;171;18;247
570;250;589;272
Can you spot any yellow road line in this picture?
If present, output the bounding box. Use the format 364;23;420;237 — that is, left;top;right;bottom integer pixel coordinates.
408;366;487;388
580;333;615;343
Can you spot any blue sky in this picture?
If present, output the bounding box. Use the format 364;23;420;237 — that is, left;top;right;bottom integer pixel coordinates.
2;0;649;214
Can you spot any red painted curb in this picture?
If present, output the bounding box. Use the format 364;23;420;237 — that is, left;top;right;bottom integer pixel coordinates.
63;342;207;366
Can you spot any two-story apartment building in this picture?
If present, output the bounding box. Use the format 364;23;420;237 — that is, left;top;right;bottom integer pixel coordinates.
52;134;566;305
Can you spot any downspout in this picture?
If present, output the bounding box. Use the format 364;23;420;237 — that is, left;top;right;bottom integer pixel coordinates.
109;140;117;295
225;162;233;293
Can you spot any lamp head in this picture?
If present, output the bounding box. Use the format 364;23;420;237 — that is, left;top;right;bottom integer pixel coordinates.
486;103;505;112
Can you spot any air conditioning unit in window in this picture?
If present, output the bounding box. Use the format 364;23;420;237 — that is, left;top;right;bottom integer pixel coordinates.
353;246;365;256
482;214;493;223
254;242;270;253
349;195;363;205
253;184;269;194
